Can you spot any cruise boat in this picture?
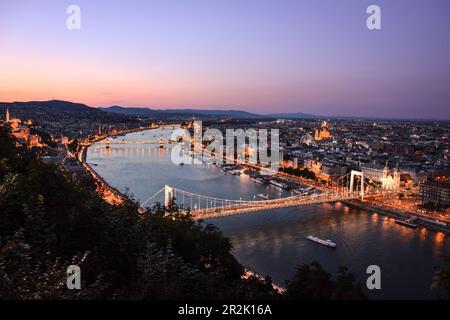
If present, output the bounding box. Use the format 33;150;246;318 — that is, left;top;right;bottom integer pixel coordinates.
257;194;269;200
395;217;418;229
228;169;242;175
254;177;267;185
306;235;337;248
269;180;288;189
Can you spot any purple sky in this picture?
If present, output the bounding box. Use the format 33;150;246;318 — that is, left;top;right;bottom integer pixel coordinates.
1;0;449;119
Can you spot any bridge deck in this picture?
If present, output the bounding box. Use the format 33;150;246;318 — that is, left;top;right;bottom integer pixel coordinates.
189;193;368;219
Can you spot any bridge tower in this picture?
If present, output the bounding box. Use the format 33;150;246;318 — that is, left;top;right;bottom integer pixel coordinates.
164;185;174;207
349;170;364;200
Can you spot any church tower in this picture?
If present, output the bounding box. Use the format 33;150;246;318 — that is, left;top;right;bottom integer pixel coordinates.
382;161;390;190
382;161;389;180
6;108;10;123
393;163;401;190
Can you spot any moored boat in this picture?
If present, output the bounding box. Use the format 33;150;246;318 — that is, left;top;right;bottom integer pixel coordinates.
254;177;267;185
269;180;288;189
395;218;418;228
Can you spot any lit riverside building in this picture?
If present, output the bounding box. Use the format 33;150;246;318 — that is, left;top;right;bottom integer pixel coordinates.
419;181;450;208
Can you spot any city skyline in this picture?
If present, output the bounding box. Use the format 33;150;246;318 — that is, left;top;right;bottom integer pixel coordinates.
1;0;450;120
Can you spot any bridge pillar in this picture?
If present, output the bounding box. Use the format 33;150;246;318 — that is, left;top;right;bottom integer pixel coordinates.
164;185;174;207
350;170;364;200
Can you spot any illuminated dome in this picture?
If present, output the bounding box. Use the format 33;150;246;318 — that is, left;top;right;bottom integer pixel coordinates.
300;133;315;146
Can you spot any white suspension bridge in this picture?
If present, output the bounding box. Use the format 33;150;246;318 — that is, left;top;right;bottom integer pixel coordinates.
140;170;393;219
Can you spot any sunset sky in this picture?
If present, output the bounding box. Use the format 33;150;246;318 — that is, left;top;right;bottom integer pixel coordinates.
1;0;449;119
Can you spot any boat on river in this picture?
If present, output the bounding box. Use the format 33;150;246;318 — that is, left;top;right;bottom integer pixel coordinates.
395;217;418;228
306;235;337;248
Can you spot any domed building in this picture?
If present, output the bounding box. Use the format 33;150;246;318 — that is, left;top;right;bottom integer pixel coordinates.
300;133;315;146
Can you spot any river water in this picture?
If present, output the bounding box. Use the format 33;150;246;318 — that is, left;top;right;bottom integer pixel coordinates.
86;128;450;299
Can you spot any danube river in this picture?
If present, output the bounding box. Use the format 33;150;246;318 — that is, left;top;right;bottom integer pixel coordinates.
86;128;450;299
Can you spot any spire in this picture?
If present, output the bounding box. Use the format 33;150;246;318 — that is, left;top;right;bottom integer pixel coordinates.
6;108;10;123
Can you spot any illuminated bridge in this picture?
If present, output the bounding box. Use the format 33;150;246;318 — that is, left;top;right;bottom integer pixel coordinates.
140;171;393;219
95;139;178;145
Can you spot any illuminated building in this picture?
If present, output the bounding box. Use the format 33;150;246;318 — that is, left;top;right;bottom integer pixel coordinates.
304;159;322;175
61;136;70;144
321;164;348;181
381;163;401;191
28;134;42;147
12;126;30;140
314;121;333;141
5;108;22;130
4;108;43;148
362;163;401;191
9;118;22;130
420;182;450;207
293;157;298;169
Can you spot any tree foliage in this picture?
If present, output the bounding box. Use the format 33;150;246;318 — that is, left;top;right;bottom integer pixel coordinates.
279;167;316;180
285;262;366;300
432;257;450;300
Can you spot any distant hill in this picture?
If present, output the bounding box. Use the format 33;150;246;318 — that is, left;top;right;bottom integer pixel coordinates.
100;106;268;119
99;106;158;116
2;100;446;122
1;100;314;120
1;100;98;113
0;100;143;138
267;112;316;119
159;108;267;119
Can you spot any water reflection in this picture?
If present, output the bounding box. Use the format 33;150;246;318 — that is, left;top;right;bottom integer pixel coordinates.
435;232;446;246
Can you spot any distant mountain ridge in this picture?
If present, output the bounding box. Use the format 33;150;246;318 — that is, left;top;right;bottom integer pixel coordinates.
100;106;318;119
99;106;269;119
1;100;98;113
267;112;316;119
1;100;318;120
100;106;158;116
